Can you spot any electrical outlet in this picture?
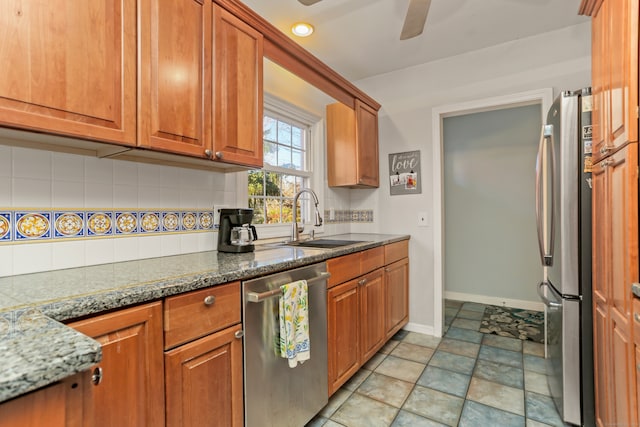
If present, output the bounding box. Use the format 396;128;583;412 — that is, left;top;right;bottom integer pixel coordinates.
329;208;335;221
417;211;428;227
213;205;230;226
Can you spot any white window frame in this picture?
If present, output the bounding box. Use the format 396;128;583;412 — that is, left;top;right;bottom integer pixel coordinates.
236;93;325;240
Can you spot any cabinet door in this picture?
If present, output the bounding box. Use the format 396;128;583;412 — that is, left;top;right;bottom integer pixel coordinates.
69;302;165;427
359;268;385;363
593;300;611;427
212;6;263;167
138;0;212;157
0;374;85;427
607;0;638;149
610;310;637;426
0;0;136;145
385;258;409;339
355;100;379;187
327;279;360;396
165;324;243;427
591;0;609;162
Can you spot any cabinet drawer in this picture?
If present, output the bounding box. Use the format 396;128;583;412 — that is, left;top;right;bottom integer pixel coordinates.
633;298;640;343
327;252;361;288
385;240;408;265
361;247;384;274
164;281;241;349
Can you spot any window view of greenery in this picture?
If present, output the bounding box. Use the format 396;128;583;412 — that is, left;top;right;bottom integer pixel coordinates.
249;115;309;225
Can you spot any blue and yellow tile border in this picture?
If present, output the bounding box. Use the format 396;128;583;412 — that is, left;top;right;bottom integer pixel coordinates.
0;209;215;243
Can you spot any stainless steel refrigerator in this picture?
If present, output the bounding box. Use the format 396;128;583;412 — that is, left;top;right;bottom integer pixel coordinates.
535;89;594;426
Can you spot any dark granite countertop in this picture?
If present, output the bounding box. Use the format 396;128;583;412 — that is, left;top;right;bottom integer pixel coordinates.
0;233;408;403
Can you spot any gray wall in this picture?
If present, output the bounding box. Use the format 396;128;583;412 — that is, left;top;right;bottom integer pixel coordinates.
442;104;542;302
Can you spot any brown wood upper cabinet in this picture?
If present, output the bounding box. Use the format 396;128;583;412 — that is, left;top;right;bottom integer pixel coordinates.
139;1;263;167
0;0;137;146
590;0;639;163
326;100;380;188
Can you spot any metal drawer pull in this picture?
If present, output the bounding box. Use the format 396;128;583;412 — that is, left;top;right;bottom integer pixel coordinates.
634;313;640;323
246;272;331;303
203;295;216;306
358;279;367;286
91;367;103;386
235;330;244;339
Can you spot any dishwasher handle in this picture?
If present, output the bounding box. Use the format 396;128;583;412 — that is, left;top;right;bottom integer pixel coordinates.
246;272;331;303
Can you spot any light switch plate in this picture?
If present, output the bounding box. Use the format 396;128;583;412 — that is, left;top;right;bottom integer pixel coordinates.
417;211;428;227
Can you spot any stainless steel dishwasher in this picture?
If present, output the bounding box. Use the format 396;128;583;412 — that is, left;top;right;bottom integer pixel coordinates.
242;262;329;427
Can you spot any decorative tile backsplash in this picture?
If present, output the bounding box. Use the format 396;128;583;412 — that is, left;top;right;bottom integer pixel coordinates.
0;209;215;243
324;209;374;224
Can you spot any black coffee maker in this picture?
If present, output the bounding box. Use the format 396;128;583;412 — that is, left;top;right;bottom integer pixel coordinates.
217;208;258;253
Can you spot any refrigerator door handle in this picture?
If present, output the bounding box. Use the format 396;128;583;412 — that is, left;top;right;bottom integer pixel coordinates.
535;124;555;266
537;281;562;308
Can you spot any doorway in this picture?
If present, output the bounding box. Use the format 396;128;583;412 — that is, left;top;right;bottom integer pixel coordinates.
431;89;553;336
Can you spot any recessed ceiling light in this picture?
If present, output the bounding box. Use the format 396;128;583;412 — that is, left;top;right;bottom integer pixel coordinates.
291;22;314;37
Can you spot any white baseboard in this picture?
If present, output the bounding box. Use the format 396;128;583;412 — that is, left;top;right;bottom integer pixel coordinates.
444;291;545;312
403;322;437;337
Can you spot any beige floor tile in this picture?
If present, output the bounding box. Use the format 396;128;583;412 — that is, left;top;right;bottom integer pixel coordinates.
403;385;464;426
466;377;525;416
523;341;545;357
363;352;386;370
375;355;426;383
331;393;398;427
390;342;435;364
402;332;442;348
524;370;551;396
320;388;352;418
357;372;414;408
379;339;400;354
437;338;480;358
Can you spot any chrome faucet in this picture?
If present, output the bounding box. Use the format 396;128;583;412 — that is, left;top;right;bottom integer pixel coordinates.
291;188;323;242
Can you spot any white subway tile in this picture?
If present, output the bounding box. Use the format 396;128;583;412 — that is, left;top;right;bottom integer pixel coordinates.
13;147;51;180
113;160;138;185
53;180;84;207
179;188;199;209
0;145;12;177
84;157;113;184
138;235;163;259
52;240;86;270
137;186;161;208
160;234;182;256
84;182;113;208
158;165;181;189
0;177;11;206
113;184;139;208
85;239;115;266
13;243;52;275
52;152;85;182
0;245;13;277
159;187;181;209
198;232;216;251
138;163;162;187
179;233;200;253
113;237;139;262
12;178;52;207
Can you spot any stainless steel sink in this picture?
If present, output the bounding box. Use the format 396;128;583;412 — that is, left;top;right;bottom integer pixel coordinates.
283;239;366;248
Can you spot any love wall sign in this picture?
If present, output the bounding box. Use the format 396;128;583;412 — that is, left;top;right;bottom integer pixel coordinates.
388;150;421;195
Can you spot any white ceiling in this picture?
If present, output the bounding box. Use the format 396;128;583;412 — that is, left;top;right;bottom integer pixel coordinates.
241;0;590;81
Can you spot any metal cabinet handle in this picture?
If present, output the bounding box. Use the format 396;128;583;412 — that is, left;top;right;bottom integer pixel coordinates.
634;313;640;323
215;151;223;159
358;278;367;286
204;149;213;158
91;367;103;386
234;330;244;339
599;146;610;155
203;295;216;306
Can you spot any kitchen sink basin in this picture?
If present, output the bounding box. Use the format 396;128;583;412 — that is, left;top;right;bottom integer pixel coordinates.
284;239;366;248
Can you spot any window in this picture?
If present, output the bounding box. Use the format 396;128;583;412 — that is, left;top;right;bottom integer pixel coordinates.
248;112;311;225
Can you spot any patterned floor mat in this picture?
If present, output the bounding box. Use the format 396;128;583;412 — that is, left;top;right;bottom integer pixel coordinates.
479;305;545;343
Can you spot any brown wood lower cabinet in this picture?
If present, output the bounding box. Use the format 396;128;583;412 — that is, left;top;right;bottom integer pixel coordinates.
69;302;165;427
0;374;85;427
165;323;243;427
385;257;409;339
327;241;410;396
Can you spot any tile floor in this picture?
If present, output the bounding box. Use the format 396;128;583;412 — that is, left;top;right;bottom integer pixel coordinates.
307;300;566;427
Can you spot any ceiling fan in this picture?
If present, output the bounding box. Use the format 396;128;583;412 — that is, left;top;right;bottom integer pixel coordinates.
297;0;431;40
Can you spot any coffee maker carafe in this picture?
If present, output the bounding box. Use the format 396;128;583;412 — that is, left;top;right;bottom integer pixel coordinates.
217;208;258;253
